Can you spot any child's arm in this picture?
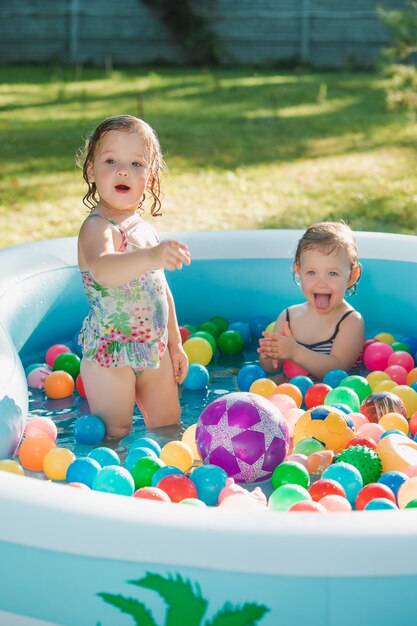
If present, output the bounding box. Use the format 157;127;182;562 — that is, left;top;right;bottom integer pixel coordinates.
166;285;189;384
258;310;287;373
78;218;190;287
259;311;364;379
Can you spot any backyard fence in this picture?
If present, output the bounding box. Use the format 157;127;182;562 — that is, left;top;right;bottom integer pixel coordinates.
0;0;407;68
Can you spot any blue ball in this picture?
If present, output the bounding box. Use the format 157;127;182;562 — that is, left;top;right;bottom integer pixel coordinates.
330;403;352;414
248;315;271;340
364;498;398;511
74;414;106;445
288;375;314;399
323;369;349;388
237;363;266;392
130;437;161;456
183;363;210;390
88;447;120;468
378;470;408;497
322;461;363;506
151;465;185;487
66;457;101;487
125;447;157;472
229;321;251;343
92;465;135;496
399;335;417;355
190;464;228;506
411;382;417;393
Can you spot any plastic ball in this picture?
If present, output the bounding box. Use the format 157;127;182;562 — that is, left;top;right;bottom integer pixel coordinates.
308;478;346;501
282;360;308;378
125;447;157;473
340;375;371;403
196;391;289;484
322;461;363;505
319;494;351;512
324;387;360;413
283;408;304;438
92;465;135;496
183;337;213;366
133;486;171;502
391;341;412;353
74;414;106;445
379;412;409;435
384;365;408;385
249;377;277;398
183;363;210;390
405;499;417;508
268;393;297;415
378;470;408;498
88;447;120;468
179;498;207;508
336;445;382;485
27;366;53;390
390;385;417;418
400;336;417;355
288;500;326;512
288;375;314;400
66;482;90;490
181;424;202;463
130;437;161;456
292;437;324;456
398;477;417;508
409;412;417;437
43;447;76;480
363;341;394;371
364;497;398;510
306;449;334;476
131;456;165;489
151;465;185;487
179;326;192;343
53;352;81;379
323;369;349;388
0;459;25;476
44;370;75;399
374;332;395;344
237;363;266;392
45;344;71;368
160;441;194;472
348;412;369;430
366;370;391;391
217;330;245;355
271;461;310;490
285;453;308;468
373;380;397;393
18;435;56;471
25;362;45;376
304;383;332;409
229;321;251;343
249;315;271;339
25;417;57;441
189;464;228;505
293;405;355;453
407;368;417;386
345;435;377;451
66;457;101;487
268;484;311;512
75;374;86;398
356;422;384;443
273;383;303;408
388;350;414;372
189;331;216;353
209;316;229;334
359;391;407;424
157;474;197;502
356;482;396;510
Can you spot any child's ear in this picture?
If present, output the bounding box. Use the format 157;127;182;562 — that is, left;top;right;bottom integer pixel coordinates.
348;264;362;288
86;161;95;183
293;263;300;278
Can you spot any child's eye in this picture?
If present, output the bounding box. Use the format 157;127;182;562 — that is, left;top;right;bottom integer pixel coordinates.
329;271;339;277
132;161;143;167
105;158;116;164
306;270;315;276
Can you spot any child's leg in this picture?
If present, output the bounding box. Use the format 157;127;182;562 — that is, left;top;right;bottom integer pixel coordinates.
80;359;136;440
134;350;181;428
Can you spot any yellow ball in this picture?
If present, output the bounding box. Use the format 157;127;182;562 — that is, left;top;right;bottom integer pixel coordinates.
0;459;25;476
249;377;277;398
183;337;213;366
391;385;417;418
379;412;409;435
398;476;417;509
160;441;194;472
181;424;202;463
374;332;395;344
265;322;276;333
43;447;76;480
366;370;391;391
373;380;397;393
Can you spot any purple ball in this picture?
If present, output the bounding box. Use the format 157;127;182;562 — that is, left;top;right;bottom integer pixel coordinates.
196;392;289;484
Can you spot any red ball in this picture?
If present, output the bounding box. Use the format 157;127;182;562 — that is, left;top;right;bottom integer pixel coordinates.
384;365;408;385
355;482;396;511
288;500;326;512
158;474;197;502
387;350;415;372
345;436;377;451
76;374;86;398
363;339;376;351
409;412;417;437
133;487;171;502
304;383;332;409
308;478;346;502
179;326;192;344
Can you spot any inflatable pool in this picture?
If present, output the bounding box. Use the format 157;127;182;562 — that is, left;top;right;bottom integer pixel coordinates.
1;229;417;626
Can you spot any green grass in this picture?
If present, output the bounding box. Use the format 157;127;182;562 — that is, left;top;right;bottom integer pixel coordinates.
1;64;417;247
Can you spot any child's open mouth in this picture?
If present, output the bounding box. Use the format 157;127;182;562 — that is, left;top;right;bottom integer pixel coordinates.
115;184;130;193
314;293;331;309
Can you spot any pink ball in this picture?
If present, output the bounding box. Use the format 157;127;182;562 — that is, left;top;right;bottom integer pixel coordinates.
319;494;352;512
348;412;369;430
387;350;415;372
283;359;309;378
357;422;385;443
406;465;417;478
285;453;308;468
27;366;53;390
268;393;297;415
289;500;326;512
25;416;58;441
384;365;408;385
45;344;71;368
363;341;394;371
283;408;305;438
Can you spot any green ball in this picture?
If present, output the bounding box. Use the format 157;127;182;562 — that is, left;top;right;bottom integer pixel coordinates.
268;484;311;511
391;341;412;353
53;352;81;379
405;499;417;508
209;316;229;334
293;437;324;456
197;320;221;339
189;330;216;353
340;375;371;403
182;324;196;334
131;457;165;489
217;330;245;355
324;386;360;412
336;445;382;485
271;461;310;490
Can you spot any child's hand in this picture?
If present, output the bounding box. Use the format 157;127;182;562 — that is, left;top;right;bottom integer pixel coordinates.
153;240;191;271
169;342;189;384
258;322;296;361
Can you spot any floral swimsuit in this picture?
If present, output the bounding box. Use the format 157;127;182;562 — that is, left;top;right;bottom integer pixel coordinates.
79;215;169;372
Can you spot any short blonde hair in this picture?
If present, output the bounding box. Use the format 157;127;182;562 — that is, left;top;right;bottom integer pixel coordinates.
294;221;359;269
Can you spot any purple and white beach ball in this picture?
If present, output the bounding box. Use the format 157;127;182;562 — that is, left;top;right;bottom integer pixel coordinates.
196;392;289;483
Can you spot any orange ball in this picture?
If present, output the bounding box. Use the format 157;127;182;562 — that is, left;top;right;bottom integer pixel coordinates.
44;370;75;399
18;436;56;471
273;383;303;408
407;368;417;386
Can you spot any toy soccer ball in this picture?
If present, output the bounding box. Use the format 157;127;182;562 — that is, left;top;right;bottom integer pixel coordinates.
196;392;289;484
293;405;355;453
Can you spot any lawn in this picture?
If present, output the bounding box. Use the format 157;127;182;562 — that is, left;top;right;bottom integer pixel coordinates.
1;64;417;247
